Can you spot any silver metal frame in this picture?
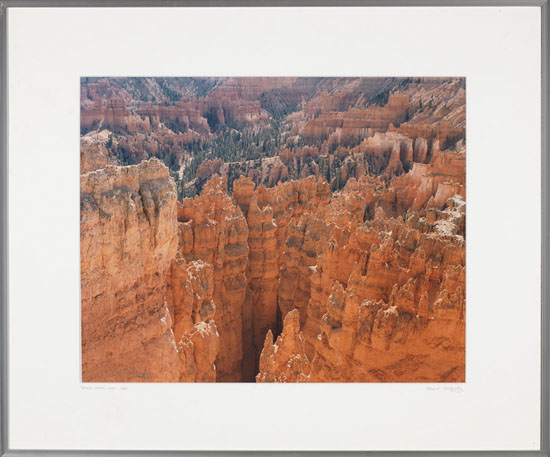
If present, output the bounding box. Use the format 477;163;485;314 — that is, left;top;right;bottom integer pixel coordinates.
0;1;548;455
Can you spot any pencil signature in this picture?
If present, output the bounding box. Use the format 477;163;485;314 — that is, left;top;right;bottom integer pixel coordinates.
426;385;464;393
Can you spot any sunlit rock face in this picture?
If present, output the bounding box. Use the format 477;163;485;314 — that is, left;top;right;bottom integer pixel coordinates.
81;159;221;382
175;175;250;381
81;77;465;382
80;159;180;382
256;153;465;382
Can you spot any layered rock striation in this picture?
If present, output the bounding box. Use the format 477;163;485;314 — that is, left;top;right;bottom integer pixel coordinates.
175;176;250;381
81;159;220;382
81;154;464;382
81;77;466;383
254;149;465;382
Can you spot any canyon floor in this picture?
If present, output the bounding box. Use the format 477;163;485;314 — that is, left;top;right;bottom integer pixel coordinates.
80;77;465;382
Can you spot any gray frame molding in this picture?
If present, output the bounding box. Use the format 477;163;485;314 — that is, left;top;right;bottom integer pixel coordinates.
0;1;548;455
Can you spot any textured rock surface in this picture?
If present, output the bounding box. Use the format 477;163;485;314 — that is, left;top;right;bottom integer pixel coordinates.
81;159;220;382
176;176;250;381
80;130;115;173
235;176;330;379
81;77;465;383
81;159;180;381
256;309;310;383
256;141;465;381
258;189;465;382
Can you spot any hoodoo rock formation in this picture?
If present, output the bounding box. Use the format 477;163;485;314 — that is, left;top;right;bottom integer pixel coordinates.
81;77;465;382
175;176;250;381
81;159;221;382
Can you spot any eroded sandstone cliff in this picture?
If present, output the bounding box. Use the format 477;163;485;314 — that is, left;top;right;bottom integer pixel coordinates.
81;154;464;382
81;158;220;382
253;147;465;382
81;77;465;383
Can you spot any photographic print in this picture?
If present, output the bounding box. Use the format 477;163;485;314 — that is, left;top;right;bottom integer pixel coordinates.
80;77;465;383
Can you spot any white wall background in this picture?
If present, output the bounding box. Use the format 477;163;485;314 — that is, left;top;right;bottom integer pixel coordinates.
8;6;541;451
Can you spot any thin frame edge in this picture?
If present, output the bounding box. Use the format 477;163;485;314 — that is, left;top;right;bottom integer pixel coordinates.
1;1;8;456
0;2;548;456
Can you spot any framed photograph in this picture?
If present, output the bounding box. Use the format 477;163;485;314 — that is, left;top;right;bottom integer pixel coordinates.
1;1;548;454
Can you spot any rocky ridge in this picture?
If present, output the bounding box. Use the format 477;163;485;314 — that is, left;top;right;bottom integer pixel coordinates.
82;141;464;382
80;77;465;383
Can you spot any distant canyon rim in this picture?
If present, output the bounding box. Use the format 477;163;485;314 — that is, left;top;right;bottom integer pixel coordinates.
80;77;465;382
